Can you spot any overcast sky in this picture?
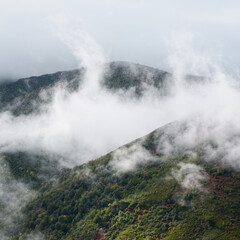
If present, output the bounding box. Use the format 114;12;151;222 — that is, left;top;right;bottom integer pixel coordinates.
0;0;240;80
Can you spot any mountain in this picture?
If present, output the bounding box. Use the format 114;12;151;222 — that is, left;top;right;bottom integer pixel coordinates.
0;61;172;206
0;61;207;117
0;61;173;205
0;62;238;240
7;122;240;240
0;61;174;239
0;62;172;116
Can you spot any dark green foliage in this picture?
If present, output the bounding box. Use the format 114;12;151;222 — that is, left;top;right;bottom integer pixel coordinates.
9;150;240;240
2;152;59;190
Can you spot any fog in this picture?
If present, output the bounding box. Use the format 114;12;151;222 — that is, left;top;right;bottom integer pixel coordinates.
0;23;240;172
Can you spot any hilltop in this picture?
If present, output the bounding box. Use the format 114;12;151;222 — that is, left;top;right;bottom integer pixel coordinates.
0;62;171;116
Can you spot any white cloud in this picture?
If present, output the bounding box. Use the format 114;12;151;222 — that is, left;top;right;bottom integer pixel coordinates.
171;162;208;190
1;28;240;172
110;141;154;173
0;157;36;238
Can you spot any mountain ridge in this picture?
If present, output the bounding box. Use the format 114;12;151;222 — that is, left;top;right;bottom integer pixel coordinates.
0;62;237;240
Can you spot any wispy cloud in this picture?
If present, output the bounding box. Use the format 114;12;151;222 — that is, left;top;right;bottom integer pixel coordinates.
171;162;208;190
110;140;155;173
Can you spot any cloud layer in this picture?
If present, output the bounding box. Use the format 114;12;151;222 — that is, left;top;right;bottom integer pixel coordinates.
0;29;240;171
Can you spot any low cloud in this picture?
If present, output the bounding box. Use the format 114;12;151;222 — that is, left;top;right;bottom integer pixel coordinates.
110;140;154;173
171;162;208;190
0;29;240;172
0;157;36;238
170;162;208;206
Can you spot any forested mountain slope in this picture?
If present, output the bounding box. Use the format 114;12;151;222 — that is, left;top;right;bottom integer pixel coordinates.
9;122;240;240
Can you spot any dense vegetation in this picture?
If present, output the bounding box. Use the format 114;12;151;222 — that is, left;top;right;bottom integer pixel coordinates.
2;152;59;190
7;130;240;240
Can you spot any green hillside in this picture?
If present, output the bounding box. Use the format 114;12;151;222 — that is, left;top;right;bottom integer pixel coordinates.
7;125;240;240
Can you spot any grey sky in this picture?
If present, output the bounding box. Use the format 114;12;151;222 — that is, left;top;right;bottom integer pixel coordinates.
0;0;240;80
